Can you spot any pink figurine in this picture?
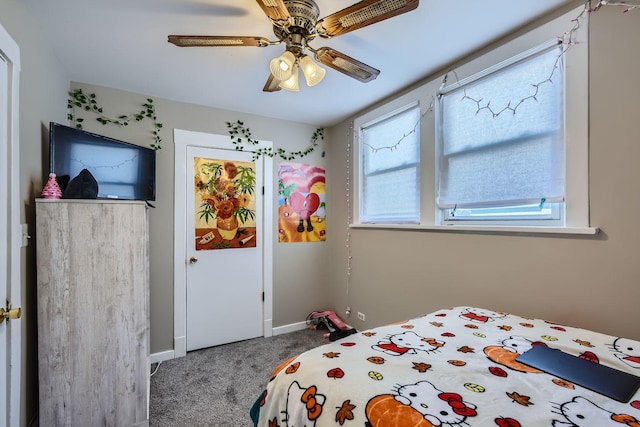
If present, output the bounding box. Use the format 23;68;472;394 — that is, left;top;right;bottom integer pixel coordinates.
41;173;63;199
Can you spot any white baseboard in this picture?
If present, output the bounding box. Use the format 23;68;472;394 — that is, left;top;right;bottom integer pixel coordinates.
272;321;308;336
263;318;273;338
151;322;308;363
150;349;175;364
174;335;187;358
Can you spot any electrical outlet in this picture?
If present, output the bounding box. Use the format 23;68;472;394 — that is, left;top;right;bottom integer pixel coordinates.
357;312;365;321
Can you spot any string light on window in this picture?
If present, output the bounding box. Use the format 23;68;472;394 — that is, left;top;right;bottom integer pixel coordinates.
592;0;640;12
458;53;561;119
360;97;434;154
457;3;587;119
355;0;634;154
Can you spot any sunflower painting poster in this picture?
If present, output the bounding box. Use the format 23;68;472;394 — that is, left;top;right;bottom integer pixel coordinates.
194;157;257;250
278;162;326;243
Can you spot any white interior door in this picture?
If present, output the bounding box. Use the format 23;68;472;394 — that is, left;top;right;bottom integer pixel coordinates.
186;146;264;350
0;23;21;427
173;129;274;357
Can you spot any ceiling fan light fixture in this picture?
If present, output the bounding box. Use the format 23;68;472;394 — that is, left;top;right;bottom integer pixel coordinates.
299;55;326;87
269;50;296;81
169;0;420;93
279;64;300;92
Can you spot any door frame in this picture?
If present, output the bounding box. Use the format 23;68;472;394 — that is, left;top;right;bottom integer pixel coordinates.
173;128;273;358
0;22;21;427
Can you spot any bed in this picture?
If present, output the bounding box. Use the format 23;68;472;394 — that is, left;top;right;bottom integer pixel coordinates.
251;306;640;427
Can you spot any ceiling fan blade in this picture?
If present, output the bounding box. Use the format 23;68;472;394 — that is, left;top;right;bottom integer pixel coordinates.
263;74;283;92
168;35;270;47
255;0;291;25
315;47;380;83
316;0;419;38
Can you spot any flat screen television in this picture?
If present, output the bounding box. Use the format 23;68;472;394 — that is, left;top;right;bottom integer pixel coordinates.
49;122;156;201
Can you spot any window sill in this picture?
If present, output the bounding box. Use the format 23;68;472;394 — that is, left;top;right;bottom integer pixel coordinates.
350;223;599;236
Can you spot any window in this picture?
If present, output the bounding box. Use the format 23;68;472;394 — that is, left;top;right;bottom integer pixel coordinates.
352;5;591;234
437;43;565;226
359;103;421;223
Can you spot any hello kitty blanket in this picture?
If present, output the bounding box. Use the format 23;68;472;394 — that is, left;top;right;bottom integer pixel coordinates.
251;306;640;427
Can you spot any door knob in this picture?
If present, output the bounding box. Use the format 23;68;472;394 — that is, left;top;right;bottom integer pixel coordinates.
189;256;198;264
0;306;21;324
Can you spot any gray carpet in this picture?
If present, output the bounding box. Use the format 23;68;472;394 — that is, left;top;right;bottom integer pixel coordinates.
149;328;326;426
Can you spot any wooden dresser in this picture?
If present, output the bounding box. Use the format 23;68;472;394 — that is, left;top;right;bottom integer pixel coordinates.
36;199;150;426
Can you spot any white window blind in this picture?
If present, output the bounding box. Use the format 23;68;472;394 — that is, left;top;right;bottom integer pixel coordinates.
360;104;420;223
437;46;565;210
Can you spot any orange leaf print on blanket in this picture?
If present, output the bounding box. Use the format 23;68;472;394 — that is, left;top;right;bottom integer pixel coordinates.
336;400;356;425
412;362;431;373
507;391;534;406
271;356;297;379
285;362;300;374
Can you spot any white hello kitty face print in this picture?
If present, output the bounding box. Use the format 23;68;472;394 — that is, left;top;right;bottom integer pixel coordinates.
393;381;477;426
551;396;638;427
285;381;325;427
500;335;543;354
610;337;640;368
372;331;444;356
459;307;506;323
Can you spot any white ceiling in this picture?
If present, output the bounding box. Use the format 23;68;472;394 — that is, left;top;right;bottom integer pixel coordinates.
23;0;573;126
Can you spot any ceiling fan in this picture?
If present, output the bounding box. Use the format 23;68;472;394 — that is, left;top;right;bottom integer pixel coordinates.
168;0;419;92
